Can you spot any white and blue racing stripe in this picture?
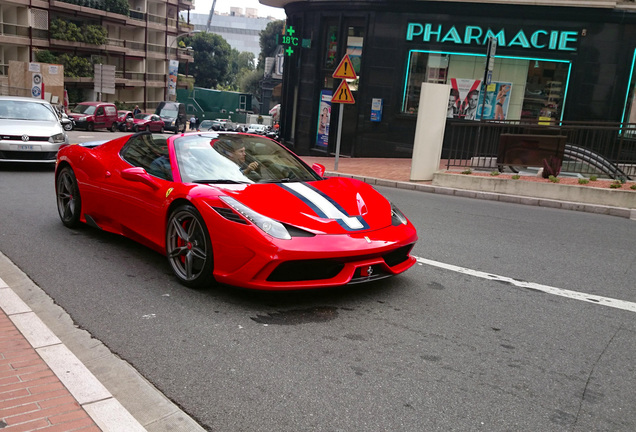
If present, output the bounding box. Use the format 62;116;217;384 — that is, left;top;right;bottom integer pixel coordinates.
280;183;369;231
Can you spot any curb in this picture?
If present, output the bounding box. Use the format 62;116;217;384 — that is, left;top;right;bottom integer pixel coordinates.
326;171;636;220
0;252;207;432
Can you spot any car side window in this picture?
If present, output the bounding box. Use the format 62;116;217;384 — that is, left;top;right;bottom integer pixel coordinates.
121;134;173;181
96;107;104;116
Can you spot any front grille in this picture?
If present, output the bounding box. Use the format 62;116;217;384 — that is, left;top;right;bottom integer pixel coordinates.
382;244;414;267
267;259;345;282
0;151;57;161
0;135;51;142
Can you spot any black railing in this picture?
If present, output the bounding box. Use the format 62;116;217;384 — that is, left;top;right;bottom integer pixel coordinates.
443;120;636;179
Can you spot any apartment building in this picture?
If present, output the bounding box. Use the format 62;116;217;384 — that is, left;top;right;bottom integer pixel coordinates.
0;0;195;110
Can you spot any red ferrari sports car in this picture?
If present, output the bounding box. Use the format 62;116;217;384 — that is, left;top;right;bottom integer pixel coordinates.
55;132;418;290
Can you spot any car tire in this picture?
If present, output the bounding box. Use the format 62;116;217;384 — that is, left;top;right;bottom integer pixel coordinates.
87;122;94;132
166;205;215;289
56;166;82;228
160;126;164;133
110;122;117;132
133;125;139;132
63;122;73;131
173;121;179;134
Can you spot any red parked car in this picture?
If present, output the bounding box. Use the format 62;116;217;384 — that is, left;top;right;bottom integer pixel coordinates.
117;110;134;131
131;113;165;133
54;132;418;290
68;102;118;131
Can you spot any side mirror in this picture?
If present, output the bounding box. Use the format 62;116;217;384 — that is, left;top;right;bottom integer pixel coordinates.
312;163;326;177
121;167;160;189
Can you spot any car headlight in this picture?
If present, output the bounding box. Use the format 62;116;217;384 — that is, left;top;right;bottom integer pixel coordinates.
391;203;408;226
50;133;66;144
220;196;291;240
171;120;176;126
79;116;86;121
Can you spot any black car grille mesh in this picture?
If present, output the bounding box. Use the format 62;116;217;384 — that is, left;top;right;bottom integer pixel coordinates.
382;244;413;267
0;135;51;142
267;260;345;282
0;151;57;160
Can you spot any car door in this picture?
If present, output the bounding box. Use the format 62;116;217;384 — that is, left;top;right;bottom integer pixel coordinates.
106;134;174;250
94;106;105;129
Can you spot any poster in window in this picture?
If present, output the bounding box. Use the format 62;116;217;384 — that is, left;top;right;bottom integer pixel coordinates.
477;82;512;120
315;90;332;149
449;78;482;120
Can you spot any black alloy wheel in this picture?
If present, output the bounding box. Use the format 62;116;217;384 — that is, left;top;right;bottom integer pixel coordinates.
166;205;215;288
110;122;117;132
56;166;82;228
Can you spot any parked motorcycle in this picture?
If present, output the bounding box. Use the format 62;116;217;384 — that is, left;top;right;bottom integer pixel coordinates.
60;112;74;131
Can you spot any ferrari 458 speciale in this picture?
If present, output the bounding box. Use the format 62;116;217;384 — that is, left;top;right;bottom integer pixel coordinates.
55;132;418;290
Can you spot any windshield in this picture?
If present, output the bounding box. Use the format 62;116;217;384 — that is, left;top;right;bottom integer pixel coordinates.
71;104;96;115
174;133;321;184
135;114;149;120
0;100;58;121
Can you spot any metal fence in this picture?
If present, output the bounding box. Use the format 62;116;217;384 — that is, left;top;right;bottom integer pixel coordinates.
443;120;636;179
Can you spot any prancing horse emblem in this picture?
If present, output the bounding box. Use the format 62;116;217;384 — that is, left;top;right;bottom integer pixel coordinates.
367;266;373;277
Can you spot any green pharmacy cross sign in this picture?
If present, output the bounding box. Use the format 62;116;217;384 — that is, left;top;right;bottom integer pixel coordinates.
280;26;310;56
282;26;298;56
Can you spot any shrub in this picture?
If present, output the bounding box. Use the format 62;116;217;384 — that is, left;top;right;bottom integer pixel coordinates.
631;184;636;190
511;175;520;180
548;175;560;183
578;178;589;184
490;171;500;176
590;175;598;181
610;181;622;189
461;169;472;175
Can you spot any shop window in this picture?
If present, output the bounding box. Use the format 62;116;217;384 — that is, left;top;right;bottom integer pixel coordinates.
324;24;339;70
402;50;570;122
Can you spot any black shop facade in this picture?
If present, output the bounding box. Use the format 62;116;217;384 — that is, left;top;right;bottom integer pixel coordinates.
267;0;636;158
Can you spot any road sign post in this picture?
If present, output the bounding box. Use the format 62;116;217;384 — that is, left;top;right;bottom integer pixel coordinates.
331;55;356;171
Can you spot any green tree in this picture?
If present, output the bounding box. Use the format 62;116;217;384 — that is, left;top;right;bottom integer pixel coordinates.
224;49;256;90
239;69;262;97
258;20;285;69
186;32;232;89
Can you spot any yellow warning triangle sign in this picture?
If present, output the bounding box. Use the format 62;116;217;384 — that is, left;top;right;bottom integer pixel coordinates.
332;80;355;104
332;55;357;79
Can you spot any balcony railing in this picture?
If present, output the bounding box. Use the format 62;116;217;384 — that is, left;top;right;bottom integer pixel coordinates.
148;13;165;25
147;43;164;53
129;10;146;21
0;23;29;37
147;73;166;82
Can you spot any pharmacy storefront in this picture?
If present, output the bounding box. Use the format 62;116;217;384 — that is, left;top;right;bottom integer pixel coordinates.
269;0;636;157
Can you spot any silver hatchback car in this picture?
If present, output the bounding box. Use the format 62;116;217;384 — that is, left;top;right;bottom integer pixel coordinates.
0;96;69;163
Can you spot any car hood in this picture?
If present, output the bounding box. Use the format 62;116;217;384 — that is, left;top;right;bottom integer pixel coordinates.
0;119;64;136
215;177;393;235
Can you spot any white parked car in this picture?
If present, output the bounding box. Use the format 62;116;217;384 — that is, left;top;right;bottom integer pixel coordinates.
0;96;69;163
246;124;267;134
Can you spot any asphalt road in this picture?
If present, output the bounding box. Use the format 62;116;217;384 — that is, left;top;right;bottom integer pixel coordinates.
1;150;635;431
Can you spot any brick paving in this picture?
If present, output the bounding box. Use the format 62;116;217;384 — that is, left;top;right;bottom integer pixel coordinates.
0;310;100;432
302;156;448;183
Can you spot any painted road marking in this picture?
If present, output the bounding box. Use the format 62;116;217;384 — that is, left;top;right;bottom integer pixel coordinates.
415;257;636;314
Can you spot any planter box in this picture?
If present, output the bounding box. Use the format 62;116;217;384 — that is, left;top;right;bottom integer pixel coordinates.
433;172;635;209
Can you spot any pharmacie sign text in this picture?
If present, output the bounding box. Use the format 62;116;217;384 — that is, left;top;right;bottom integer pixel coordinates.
406;23;578;52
